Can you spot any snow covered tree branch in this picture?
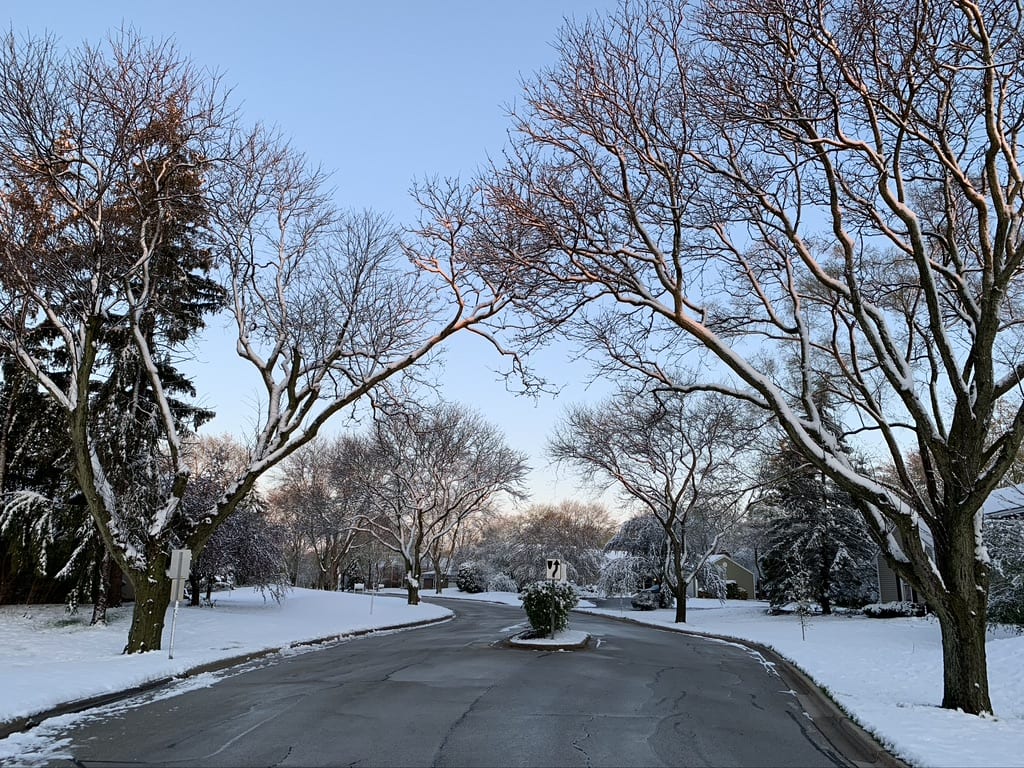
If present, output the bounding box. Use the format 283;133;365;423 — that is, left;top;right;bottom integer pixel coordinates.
0;31;520;652
467;0;1023;715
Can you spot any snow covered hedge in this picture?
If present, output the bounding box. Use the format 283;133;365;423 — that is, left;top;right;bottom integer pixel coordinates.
521;581;578;634
862;601;927;618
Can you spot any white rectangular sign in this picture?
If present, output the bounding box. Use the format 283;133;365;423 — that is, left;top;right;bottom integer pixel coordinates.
546;558;567;582
170;578;187;602
168;549;192;581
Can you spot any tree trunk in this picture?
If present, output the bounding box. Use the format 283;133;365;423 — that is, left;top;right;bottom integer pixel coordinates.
923;513;993;714
432;554;444;594
90;549;110;626
107;559;123;608
670;533;686;623
406;581;420;605
188;572;202;607
936;603;991;713
405;562;420;605
673;583;687;623
123;553;172;653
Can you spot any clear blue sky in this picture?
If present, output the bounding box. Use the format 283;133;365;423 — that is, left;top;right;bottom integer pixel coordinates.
6;1;623;509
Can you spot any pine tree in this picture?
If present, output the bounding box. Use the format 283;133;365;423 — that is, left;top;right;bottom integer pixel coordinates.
0;350;98;606
756;441;878;613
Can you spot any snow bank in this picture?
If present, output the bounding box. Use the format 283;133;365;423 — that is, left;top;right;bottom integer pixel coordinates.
0;587;449;728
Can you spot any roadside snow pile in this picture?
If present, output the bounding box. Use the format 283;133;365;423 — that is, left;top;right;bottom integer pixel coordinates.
582;599;1024;768
0;587;450;729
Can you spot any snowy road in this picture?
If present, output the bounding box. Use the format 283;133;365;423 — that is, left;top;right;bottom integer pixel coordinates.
37;600;873;767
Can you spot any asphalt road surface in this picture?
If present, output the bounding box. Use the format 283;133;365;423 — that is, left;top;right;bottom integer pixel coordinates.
31;598;885;767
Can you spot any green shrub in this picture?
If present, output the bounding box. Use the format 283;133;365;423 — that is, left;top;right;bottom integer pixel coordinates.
521;581;579;634
726;582;748;600
455;563;487;594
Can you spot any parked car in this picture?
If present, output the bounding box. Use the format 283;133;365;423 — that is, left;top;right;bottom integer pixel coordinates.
631;583;674;610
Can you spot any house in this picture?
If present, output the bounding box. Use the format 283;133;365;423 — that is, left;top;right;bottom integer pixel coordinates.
876;483;1024;604
421;570;451;591
687;553;756;599
876;525;935;604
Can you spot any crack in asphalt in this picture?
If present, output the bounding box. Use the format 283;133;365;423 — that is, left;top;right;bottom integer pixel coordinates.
430;680;500;765
571;714;595;768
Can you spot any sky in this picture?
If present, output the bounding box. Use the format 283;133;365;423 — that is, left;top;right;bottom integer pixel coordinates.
5;1;624;510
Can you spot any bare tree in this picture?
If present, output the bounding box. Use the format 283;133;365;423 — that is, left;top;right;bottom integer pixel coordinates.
468;0;1024;715
267;437;364;591
353;401;529;605
469;500;618;588
0;32;515;652
550;389;757;621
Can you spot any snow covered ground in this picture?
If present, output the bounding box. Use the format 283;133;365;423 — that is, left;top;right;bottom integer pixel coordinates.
1;587;1021;767
0;587;449;733
579;598;1024;768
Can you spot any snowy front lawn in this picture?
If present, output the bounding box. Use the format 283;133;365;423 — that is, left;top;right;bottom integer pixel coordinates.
581;598;1024;768
0;587;450;732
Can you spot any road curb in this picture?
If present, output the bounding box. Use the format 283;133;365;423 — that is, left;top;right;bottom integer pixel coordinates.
507;630;591;651
0;614;451;741
574;608;907;768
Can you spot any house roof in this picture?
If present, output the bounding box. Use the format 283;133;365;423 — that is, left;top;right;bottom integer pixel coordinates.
982;483;1024;520
708;553;755;577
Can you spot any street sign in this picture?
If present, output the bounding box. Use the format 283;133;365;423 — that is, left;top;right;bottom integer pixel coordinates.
166;548;192;661
170;578;187;602
168;549;192;582
546;558;567;582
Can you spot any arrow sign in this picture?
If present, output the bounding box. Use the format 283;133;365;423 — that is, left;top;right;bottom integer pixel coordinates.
546;558;566;582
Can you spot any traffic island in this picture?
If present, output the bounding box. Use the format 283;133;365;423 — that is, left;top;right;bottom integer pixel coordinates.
508;629;590;650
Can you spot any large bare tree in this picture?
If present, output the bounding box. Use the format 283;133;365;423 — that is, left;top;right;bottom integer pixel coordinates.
549;389;758;622
0;32;514;652
353;401;529;605
467;0;1024;715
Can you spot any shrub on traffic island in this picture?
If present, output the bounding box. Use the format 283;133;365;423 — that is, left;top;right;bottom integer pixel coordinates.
521;581;579;635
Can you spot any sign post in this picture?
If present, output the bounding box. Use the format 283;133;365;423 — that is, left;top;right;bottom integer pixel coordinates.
545;558;566;639
167;549;191;660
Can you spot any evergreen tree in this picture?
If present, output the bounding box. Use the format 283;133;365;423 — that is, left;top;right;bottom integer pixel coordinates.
984;518;1024;626
756;441;878;613
0;350;97;606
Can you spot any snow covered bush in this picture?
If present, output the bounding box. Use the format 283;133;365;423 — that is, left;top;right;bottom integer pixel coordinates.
862;601;927;618
521;580;579;635
486;572;518;594
455;563;488;593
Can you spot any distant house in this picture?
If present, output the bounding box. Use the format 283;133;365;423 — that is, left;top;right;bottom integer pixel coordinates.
686;553;756;599
876;523;935;604
421;570;451;591
981;483;1024;521
876;483;1024;604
